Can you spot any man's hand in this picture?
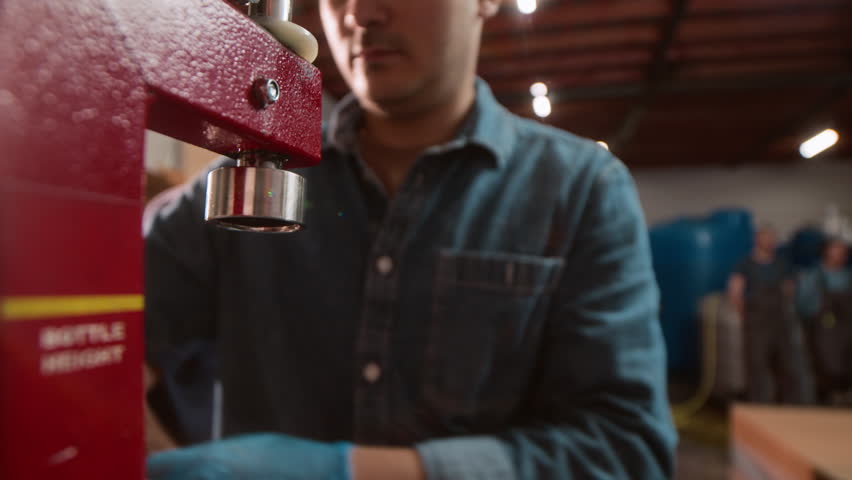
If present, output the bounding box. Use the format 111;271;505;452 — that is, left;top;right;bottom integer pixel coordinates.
146;433;351;480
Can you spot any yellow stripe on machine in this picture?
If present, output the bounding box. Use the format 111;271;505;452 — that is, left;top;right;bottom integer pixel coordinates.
1;294;144;321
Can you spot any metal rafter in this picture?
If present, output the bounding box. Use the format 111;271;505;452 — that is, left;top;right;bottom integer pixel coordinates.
735;57;852;165
608;0;689;152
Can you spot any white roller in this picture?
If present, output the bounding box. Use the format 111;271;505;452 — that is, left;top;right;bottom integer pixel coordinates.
257;18;319;63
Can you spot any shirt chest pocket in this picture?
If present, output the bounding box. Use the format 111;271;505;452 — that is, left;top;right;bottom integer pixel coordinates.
423;249;564;422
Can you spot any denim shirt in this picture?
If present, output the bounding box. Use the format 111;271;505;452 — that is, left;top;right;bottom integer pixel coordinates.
796;265;852;318
145;79;676;479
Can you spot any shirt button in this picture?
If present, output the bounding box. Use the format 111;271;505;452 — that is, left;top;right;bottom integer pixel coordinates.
362;362;382;384
376;255;394;275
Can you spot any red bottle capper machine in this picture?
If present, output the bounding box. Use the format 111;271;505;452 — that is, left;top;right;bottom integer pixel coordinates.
0;0;322;477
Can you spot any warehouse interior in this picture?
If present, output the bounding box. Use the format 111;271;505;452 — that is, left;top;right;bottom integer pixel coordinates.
143;1;852;478
2;0;851;478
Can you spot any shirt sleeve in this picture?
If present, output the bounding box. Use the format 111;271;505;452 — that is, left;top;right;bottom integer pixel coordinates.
417;436;515;479
144;164;223;362
416;158;676;479
796;268;823;319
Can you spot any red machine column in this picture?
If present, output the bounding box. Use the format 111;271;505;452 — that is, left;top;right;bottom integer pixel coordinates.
0;0;321;477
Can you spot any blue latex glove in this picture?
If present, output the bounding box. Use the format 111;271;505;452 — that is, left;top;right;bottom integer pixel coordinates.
146;433;352;480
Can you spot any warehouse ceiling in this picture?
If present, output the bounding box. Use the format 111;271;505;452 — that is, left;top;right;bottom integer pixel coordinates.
293;0;852;167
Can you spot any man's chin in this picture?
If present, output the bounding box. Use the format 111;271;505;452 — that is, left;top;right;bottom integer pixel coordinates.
351;73;420;111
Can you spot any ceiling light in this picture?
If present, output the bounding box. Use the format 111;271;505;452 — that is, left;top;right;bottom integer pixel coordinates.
597;141;610;151
517;0;537;14
799;128;839;159
533;96;551;118
530;82;548;97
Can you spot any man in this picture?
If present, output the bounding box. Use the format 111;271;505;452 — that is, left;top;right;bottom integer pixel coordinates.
727;225;809;404
144;0;676;478
797;237;852;403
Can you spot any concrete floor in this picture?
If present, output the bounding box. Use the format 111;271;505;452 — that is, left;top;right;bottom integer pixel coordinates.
670;380;732;480
676;436;729;480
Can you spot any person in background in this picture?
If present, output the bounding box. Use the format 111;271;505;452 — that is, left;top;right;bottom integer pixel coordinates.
143;0;676;478
797;237;852;404
727;225;811;404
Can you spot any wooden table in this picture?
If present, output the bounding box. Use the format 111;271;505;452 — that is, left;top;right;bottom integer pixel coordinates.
731;405;852;480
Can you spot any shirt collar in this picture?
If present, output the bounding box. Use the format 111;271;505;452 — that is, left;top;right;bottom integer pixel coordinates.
325;77;514;169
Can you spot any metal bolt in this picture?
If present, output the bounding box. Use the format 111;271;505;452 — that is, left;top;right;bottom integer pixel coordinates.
253;78;280;108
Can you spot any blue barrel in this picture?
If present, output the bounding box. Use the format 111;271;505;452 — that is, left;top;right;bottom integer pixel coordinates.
650;209;753;372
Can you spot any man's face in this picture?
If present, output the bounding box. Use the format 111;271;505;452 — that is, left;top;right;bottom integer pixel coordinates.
824;240;849;268
319;0;483;112
755;229;777;252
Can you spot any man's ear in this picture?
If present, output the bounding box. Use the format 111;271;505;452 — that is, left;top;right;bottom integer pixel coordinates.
478;0;501;19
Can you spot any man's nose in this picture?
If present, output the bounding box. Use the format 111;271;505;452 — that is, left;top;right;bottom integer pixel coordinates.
343;0;389;30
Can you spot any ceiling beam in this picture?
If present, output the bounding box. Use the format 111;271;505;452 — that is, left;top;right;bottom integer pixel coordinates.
295;0;850;37
665;72;852;95
477;49;651;77
608;0;689;152
485;0;668;36
735;77;852;166
486;69;645;96
679;9;850;42
496;72;852;106
479;24;660;57
675;57;849;80
688;0;850;16
305;11;851;73
671;36;852;62
480;52;851;90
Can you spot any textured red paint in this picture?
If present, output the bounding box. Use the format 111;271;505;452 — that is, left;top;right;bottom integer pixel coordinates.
0;191;144;298
110;0;322;165
0;0;321;478
0;0;148;474
0;313;144;478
